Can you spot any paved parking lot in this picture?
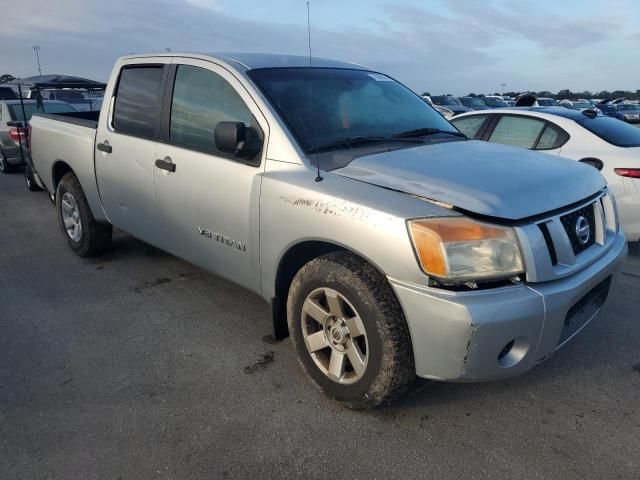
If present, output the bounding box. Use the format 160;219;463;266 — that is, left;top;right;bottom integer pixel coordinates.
1;171;639;479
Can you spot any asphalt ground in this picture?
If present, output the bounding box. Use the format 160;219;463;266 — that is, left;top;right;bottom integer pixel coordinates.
1;171;639;479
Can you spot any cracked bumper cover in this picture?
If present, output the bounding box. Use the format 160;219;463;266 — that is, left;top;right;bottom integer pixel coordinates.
389;231;627;382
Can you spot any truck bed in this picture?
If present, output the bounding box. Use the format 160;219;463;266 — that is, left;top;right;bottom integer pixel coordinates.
30;111;107;222
34;110;100;129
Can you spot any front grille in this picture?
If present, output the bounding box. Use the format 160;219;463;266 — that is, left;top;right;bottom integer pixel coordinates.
518;191;616;283
538;223;558;266
560;204;596;255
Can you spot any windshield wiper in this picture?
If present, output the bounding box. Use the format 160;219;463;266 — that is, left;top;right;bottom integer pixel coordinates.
308;135;423;154
392;127;466;139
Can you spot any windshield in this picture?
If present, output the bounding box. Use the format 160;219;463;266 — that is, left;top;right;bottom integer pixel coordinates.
578;116;640;147
248;68;458;153
460;97;486;107
432;96;461;106
617;104;639;111
537;98;557;106
8;102;77;122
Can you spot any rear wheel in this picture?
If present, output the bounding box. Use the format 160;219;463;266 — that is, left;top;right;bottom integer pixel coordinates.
0;151;14;173
287;251;415;409
24;164;42;191
56;172;112;257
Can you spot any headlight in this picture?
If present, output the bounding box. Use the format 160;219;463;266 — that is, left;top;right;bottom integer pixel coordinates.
408;217;524;283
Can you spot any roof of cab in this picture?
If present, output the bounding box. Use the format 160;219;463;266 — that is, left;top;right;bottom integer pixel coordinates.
120;52;370;72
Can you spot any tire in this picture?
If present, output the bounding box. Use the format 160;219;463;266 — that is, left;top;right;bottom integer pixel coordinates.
0;151;14;173
56;172;112;257
287;251;415;409
24;164;42;191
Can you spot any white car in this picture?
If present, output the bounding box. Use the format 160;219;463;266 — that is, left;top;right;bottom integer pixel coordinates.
421;96;454;119
451;107;640;241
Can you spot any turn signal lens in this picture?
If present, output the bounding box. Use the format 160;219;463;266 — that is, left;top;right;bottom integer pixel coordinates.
408;217;524;282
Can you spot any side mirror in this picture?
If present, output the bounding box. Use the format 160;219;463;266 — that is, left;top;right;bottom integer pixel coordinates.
214;121;263;160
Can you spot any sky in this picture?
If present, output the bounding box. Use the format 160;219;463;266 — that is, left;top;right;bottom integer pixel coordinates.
1;0;639;96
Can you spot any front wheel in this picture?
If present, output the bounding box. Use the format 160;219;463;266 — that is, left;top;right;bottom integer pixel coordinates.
56;172;112;257
287;251;415;409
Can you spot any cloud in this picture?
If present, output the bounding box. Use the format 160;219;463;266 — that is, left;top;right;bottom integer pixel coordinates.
0;0;637;94
185;0;221;11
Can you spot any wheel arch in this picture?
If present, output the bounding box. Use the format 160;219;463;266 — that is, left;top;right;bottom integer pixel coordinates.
579;157;604;171
52;160;74;192
270;239;391;340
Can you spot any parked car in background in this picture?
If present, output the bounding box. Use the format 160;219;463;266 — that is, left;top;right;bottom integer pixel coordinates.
0;86;17;100
458;96;488;111
421;96;455;119
28;53;626;408
559;99;593;111
482;96;508;108
434;105;455;119
430;95;470;115
611;103;640;124
451;107;640;241
30;89;94;111
0;99;77;173
536;97;558;107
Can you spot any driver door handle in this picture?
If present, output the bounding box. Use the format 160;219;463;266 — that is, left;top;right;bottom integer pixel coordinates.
97;142;112;153
155;158;176;172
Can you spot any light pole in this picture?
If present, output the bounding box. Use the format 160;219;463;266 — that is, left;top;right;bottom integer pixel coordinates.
32;45;42;76
500;83;506;95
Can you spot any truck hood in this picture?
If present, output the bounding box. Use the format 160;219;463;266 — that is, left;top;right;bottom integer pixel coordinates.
332;140;606;220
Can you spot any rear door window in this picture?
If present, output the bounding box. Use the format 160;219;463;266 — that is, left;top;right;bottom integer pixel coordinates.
113;66;165;139
450;115;488;139
534;124;568;150
488;115;546;148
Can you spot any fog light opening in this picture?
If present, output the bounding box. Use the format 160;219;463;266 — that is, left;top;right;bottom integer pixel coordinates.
498;340;515;361
497;337;529;368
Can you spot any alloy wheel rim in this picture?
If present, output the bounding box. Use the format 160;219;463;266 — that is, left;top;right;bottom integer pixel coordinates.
61;192;82;242
301;287;369;384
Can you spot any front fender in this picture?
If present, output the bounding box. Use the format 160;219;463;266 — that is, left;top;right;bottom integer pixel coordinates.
258;159;456;302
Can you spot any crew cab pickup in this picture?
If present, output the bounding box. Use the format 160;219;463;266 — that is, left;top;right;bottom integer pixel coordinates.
29;53;627;408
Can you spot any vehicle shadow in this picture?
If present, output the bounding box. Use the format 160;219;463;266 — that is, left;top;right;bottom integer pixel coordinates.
83;229;172;264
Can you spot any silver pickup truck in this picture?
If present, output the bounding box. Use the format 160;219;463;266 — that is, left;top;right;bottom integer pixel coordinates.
30;53;627;408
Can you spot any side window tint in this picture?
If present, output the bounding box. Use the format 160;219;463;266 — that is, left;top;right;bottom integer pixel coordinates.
451;115;487;139
170;65;253;153
489;116;545;149
535;125;560;150
113;66;164;139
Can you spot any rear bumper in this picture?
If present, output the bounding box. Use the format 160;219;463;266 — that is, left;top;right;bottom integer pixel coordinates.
2;144;26;165
390;231;627;382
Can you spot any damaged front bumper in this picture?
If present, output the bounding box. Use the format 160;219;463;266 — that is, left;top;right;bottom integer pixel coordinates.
389;231;627;382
